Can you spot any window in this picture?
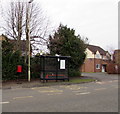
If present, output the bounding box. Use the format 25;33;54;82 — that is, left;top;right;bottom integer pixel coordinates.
96;64;100;69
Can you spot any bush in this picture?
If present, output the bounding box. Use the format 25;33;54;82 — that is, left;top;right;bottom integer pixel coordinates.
69;69;81;77
2;39;27;81
31;56;41;79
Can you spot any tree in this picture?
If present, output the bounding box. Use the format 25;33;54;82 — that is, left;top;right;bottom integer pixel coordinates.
3;2;25;52
2;35;23;80
2;1;51;56
48;24;87;73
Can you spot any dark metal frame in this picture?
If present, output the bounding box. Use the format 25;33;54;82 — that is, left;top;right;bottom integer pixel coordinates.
40;55;71;82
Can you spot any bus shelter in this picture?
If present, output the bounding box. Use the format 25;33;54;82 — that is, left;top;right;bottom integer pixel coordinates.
40;55;71;82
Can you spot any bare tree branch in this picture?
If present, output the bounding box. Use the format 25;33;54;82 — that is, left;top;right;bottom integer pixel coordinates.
2;0;52;56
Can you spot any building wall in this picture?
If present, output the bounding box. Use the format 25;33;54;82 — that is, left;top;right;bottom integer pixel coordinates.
95;51;102;59
86;49;94;58
0;35;6;41
81;58;109;73
82;58;95;72
81;47;111;73
113;50;120;65
106;62;120;74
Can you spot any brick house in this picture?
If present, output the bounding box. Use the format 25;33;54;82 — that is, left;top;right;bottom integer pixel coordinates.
113;49;120;65
107;49;120;74
81;45;111;73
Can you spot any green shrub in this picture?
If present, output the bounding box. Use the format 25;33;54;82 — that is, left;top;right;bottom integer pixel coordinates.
31;56;41;79
2;39;26;80
69;69;81;77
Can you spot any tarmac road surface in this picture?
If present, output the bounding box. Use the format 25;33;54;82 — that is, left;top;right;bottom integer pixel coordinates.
2;73;118;112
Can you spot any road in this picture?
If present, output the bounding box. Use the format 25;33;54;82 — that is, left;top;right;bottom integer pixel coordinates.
2;73;118;112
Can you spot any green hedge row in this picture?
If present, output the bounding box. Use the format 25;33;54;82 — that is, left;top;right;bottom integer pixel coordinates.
2;39;81;81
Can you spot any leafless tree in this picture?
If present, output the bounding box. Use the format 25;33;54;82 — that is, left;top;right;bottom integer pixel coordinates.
2;2;24;51
2;0;52;56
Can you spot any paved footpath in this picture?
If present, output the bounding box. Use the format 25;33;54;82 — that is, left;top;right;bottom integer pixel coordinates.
1;74;97;89
1;73;119;112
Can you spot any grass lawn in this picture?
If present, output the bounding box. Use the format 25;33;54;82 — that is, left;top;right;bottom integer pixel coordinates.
69;78;96;83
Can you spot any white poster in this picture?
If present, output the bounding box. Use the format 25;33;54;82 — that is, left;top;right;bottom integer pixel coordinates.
60;60;65;69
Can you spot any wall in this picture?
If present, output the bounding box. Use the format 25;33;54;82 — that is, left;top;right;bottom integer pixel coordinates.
86;49;94;58
107;63;120;74
81;48;111;73
81;58;109;73
81;58;95;72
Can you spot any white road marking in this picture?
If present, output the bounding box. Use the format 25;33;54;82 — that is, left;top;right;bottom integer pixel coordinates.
94;88;106;91
96;82;105;84
38;90;63;93
96;80;118;85
0;102;10;104
31;87;50;90
13;96;33;100
76;92;90;95
47;93;62;95
112;80;118;82
107;80;118;83
73;90;82;93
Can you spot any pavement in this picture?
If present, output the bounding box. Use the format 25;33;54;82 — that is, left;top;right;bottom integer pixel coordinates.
1;72;118;89
1;75;98;90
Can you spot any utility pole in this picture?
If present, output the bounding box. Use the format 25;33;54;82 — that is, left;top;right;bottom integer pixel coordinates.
27;0;34;82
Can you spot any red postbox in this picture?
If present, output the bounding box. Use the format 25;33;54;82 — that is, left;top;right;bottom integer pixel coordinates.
17;65;22;73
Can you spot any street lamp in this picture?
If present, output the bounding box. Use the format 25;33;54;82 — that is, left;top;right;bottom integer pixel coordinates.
27;0;34;82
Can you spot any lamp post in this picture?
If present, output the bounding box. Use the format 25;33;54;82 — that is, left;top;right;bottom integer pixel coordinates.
27;0;34;82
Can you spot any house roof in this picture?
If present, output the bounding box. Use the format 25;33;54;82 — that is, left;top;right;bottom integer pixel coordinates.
87;45;107;55
9;40;26;52
1;34;32;55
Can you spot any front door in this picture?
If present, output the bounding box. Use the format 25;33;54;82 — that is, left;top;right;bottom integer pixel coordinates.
102;64;107;72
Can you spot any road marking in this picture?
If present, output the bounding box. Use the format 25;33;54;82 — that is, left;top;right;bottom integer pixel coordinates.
76;92;90;95
96;80;118;85
94;88;106;91
73;90;82;93
108;81;113;82
107;80;118;83
47;93;62;95
96;82;105;84
0;102;10;104
31;87;50;90
69;87;81;90
38;90;63;93
112;80;118;82
13;96;33;100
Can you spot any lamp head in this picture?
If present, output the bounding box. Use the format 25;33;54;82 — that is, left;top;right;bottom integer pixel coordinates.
28;0;34;3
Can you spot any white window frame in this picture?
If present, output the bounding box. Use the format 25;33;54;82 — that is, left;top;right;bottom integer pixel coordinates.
96;64;100;69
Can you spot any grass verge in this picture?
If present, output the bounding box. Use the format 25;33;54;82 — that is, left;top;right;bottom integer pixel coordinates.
69;78;96;83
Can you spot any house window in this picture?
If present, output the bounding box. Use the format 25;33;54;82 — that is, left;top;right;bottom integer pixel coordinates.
96;64;100;69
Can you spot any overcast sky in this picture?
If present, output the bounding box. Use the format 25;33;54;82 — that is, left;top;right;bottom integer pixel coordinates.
0;0;119;52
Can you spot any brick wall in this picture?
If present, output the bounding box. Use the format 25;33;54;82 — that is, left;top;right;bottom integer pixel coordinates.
81;58;95;72
81;58;110;73
107;63;120;74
